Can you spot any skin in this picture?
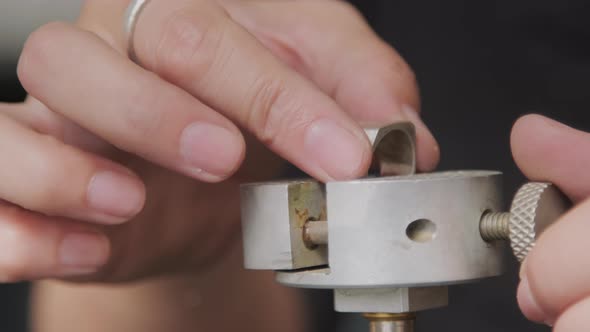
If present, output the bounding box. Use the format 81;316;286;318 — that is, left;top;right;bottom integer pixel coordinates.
3;0;441;283
512;114;590;330
5;1;589;331
0;0;440;331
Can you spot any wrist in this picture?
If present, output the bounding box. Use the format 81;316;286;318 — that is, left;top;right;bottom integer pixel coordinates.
30;245;306;332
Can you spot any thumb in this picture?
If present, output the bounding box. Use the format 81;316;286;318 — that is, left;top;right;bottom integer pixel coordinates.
512;114;590;325
511;114;590;202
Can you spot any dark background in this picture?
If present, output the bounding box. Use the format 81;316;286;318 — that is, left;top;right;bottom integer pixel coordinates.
2;0;590;331
0;70;29;330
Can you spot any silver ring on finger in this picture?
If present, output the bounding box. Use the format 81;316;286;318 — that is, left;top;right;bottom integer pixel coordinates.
123;0;153;63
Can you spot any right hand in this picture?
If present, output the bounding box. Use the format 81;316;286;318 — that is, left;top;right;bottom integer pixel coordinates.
0;0;439;282
512;114;590;329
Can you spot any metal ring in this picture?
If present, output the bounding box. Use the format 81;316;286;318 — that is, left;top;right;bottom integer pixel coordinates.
124;0;153;62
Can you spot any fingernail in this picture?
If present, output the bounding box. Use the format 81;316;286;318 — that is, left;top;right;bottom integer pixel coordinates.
517;276;553;326
59;232;109;275
87;171;145;220
180;123;243;180
304;119;369;180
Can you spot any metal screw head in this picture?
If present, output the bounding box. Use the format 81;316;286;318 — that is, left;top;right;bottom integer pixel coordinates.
509;182;571;261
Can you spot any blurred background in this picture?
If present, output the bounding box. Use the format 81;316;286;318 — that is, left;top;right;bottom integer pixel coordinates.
1;0;590;331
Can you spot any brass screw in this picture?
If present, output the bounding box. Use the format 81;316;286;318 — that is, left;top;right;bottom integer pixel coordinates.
363;313;416;332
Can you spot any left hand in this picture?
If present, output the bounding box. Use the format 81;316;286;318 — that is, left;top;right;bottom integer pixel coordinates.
2;0;439;283
512;114;590;329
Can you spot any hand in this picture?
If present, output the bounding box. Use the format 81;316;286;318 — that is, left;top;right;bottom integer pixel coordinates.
512;114;590;329
1;0;439;282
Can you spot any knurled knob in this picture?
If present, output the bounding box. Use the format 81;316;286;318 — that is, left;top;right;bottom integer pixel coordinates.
480;182;571;262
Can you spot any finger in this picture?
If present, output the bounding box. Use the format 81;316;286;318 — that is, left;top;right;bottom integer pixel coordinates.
0;203;110;281
85;0;372;181
0;102;63;137
0;100;98;151
554;296;590;332
0;112;145;224
511;114;590;202
0;103;33;125
18;22;246;182
517;198;590;325
221;0;439;171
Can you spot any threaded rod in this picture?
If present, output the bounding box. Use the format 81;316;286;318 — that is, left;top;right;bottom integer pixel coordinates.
303;220;328;248
480;212;510;241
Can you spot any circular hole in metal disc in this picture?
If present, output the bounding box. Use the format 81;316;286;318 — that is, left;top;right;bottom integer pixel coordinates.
406;219;437;243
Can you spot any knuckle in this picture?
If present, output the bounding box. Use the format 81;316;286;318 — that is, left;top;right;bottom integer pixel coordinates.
153;7;226;84
246;77;290;145
120;83;167;142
